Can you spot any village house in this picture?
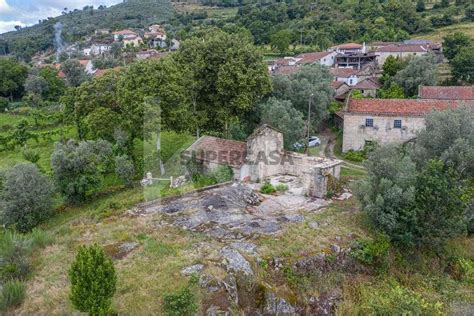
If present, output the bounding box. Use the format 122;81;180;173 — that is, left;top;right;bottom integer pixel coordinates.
295;51;337;67
331;68;360;86
95;29;110;35
328;43;367;55
136;49;163;60
83;43;112;57
185;125;342;198
351;77;381;98
375;44;429;65
113;29;138;41
341;98;474;152
418;86;474;100
331;81;351;102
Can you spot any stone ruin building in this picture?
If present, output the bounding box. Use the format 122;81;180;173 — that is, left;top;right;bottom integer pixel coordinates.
185;125;342;198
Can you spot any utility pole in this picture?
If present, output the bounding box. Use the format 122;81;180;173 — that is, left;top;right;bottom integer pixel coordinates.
306;93;314;155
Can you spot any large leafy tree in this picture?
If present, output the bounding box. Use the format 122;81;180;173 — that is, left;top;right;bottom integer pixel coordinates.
38;66;66;101
173;29;271;136
443;32;471;61
259;98;305;149
61;59;90;87
358;107;473;250
271;64;334;132
62;70;123;141
392;55;437;97
117;57;191;143
0;58;28;101
451;48;474;84
414;106;474;178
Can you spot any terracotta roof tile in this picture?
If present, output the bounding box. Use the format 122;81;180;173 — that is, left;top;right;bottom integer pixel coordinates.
331;43;363;50
352;78;381;90
419;86;474;100
295;51;332;64
331;67;357;77
112;29;137;35
347;99;473;116
188;136;247;168
376;44;428;53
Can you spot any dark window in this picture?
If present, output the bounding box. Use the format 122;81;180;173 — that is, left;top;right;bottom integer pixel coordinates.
365;118;374;127
394;119;402;129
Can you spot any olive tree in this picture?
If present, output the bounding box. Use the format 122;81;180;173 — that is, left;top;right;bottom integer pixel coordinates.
259;98;305;149
1;163;54;232
392;55;437;97
51;139;112;203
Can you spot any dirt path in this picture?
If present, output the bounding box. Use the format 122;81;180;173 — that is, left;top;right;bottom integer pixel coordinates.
318;129;366;171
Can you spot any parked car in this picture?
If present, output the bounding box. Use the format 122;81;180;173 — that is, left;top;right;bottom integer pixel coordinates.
293;136;321;150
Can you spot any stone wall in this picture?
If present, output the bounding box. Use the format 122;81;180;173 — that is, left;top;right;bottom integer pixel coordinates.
377;51;428;65
246;126;285;182
342;113;425;152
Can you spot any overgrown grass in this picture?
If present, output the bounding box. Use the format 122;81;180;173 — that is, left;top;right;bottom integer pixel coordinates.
413;21;474;42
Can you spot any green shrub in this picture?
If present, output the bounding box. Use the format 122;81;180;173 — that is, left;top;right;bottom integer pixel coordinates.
0;231;29;282
163;286;197;316
69;244;117;315
192;173;218;188
0;280;26;311
22;148;40;164
326;174;344;198
351;235;390;272
260;182;276;194
275;184;288;192
212;165;234;183
343;150;366;162
360;281;444;315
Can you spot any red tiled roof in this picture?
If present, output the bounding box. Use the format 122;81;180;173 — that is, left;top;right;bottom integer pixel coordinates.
295;51;332;64
78;60;90;66
331;43;363;50
113;29;137;35
273;65;299;75
57;70;66;78
352;78;381;90
376;44;427;53
331;67;357;78
347;99;473;116
188;136;247;168
331;81;345;89
419;86;474;100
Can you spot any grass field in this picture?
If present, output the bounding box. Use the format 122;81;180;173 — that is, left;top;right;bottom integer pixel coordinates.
414;22;474;42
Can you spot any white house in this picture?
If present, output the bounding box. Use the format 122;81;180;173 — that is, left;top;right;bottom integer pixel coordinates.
294;51;337;67
113;29;138;41
331;68;360;86
83;43;112;56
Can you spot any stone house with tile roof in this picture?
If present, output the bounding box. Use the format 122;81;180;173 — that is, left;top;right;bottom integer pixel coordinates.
185;125;342;198
341;98;474;152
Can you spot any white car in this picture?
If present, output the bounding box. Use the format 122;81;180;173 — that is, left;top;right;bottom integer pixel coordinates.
293;136;321;149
